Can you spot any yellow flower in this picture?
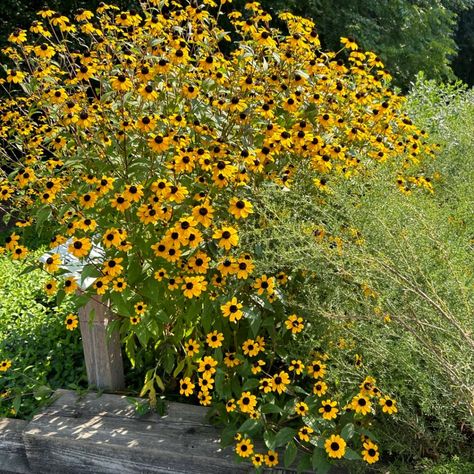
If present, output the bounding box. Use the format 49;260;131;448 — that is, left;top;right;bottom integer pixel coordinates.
134;302;147;315
272;371;290;394
324;434;346;459
179;377;195;397
44;253;61;273
351;393;372;415
307;360;327;379
319;399;339;420
295;401;309;416
298;426;314;442
379;397;398;414
68;237;92;258
237;391;257;413
213;226;239;250
221;297;243;323
362;440;380;464
264;450;278;467
65;314;79;331
313;380;328;397
206;331;224;348
184;338;200;357
289;359;305;375
229;197;253;219
0;360;12;372
235;438;254;458
253;275;275;296
111;74;133;91
285;314;304;334
63;277;78;294
44;279;58;296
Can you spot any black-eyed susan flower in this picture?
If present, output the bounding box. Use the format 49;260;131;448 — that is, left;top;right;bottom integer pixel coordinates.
221;297;243;323
65;314;79;331
251;453;264;467
362;440;380;464
63;276;78;294
289;359;305;375
379;397;397;414
307;360;327;379
44;279;58;296
351;393;372;415
264;450;278;467
44;253;61;273
130;315;141;325
313;380;328;397
225;399;236;412
235;438;254;458
237;391;257;413
295;401;309;416
198;356;218;375
272;371;290;394
213;226;238;250
324;434;346;459
179;377;195;397
184;338;200;357
206;331;224;348
319;399;339;420
68;237;91;258
134;302;147;315
298;426;314;442
285;314;304;334
253;274;275;296
0;360;12;372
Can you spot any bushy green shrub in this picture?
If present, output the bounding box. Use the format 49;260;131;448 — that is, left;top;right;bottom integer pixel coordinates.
0;251;86;417
241;77;474;465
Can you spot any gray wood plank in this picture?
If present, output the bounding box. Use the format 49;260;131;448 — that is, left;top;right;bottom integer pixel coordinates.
0;418;32;473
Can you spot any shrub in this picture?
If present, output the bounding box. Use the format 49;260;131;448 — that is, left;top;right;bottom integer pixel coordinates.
240;77;474;464
0;1;438;470
0;252;86;418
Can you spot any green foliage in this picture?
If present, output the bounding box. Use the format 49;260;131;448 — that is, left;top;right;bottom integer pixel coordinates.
241;77;474;465
0;251;86;418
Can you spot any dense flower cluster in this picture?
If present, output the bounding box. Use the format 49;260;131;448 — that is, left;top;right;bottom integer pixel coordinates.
0;0;434;469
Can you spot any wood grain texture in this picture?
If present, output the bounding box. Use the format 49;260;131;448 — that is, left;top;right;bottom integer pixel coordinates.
0;418;32;473
78;295;125;391
23;390;251;474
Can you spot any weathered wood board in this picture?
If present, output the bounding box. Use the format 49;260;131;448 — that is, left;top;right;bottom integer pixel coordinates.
23;389;251;474
0;418;31;473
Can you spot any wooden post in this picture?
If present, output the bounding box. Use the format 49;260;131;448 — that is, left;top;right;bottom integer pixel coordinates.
78;295;125;391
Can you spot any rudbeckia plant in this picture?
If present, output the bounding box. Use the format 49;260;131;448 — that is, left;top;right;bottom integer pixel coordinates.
0;0;436;470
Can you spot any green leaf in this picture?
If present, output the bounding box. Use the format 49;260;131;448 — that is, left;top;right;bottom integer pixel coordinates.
340;422;355;441
238;418;259;433
35;206;51;231
263;430;276;450
297;453;312;474
19;264;38;276
173;358;186;378
312;447;331;473
12;395;21;414
274;427;296;448
344;447;361;460
56;289;66;307
261;403;283;414
155;374;165;391
109;292;132;317
242;378;259;391
80;263;101;284
284;441;297;468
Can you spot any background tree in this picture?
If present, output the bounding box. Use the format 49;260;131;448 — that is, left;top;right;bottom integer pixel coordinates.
1;0;473;87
